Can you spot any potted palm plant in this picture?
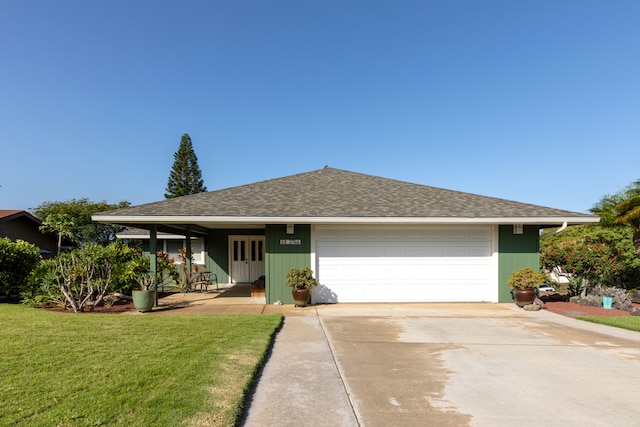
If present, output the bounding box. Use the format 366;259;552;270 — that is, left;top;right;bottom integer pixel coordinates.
508;267;546;307
132;272;157;312
286;267;318;307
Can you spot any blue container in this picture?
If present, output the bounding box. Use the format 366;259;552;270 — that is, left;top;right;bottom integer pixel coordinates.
602;295;613;310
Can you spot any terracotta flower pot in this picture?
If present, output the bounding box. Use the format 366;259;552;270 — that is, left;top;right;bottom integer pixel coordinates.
513;288;536;307
292;288;311;307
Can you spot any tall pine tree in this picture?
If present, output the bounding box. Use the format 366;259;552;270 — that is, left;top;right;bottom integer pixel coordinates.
165;133;207;198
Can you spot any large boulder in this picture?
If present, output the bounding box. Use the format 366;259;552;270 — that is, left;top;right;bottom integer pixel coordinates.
579;296;601;307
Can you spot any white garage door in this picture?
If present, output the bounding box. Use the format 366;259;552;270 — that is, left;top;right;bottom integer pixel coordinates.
314;226;496;303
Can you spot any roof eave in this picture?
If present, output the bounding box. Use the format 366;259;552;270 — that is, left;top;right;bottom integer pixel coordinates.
93;215;600;226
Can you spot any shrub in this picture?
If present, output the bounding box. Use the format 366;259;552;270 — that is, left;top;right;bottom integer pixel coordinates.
507;267;546;290
21;259;67;308
155;251;180;291
25;243;180;310
26;242;150;311
541;239;627;287
286;267;318;290
0;238;41;297
540;225;640;289
567;276;586;297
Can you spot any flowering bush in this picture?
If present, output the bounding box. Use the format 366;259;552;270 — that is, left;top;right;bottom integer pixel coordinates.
540;239;625;286
540;225;640;289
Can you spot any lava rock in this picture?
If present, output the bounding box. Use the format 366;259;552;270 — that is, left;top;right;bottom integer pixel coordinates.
569;296;581;304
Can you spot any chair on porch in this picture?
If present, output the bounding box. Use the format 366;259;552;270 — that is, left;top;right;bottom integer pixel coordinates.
189;265;219;293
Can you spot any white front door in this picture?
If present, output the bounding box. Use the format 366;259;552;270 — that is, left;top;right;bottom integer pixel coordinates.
249;237;266;280
230;236;265;283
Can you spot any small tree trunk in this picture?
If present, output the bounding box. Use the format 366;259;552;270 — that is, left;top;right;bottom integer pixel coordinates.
91;290;108;311
60;285;80;313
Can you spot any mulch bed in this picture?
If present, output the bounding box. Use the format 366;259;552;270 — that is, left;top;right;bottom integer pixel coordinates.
540;293;640;318
41;292;177;314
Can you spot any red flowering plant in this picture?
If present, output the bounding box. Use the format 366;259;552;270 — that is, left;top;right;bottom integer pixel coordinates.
540;238;625;287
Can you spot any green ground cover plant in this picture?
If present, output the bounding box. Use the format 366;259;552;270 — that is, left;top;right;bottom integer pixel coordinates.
0;305;282;426
578;315;640;333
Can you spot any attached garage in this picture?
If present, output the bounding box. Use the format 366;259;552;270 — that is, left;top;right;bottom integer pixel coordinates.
313;225;497;303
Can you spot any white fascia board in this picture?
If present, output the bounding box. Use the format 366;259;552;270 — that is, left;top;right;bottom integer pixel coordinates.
94;215;600;226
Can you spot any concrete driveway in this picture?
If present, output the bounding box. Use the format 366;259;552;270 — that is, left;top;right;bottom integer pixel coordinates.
317;303;640;427
242;302;640;427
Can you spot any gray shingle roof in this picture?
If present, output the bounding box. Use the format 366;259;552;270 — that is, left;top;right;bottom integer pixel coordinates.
95;168;596;223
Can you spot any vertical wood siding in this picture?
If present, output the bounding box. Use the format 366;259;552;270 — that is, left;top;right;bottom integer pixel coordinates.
265;224;312;304
498;225;541;302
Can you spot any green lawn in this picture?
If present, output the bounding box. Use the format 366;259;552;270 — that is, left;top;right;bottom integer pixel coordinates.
0;304;282;426
578;315;640;332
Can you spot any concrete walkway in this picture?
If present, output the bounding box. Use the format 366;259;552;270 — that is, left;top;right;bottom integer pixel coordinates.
149;291;640;426
240;313;358;427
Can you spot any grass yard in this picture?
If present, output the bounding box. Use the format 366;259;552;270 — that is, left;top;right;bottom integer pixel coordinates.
579;315;640;332
0;304;282;426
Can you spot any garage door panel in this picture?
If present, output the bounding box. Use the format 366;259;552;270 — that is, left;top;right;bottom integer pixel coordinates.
314;226;495;303
319;258;492;284
321;244;489;258
317;283;494;303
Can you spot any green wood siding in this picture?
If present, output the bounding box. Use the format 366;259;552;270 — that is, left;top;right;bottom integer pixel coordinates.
265;224;312;304
498;225;541;302
207;229;264;284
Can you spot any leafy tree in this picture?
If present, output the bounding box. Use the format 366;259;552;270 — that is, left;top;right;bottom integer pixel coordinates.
40;213;76;256
32;199;130;247
613;179;640;257
591;179;640;258
0;238;41;296
165;133;207;198
540;225;640;289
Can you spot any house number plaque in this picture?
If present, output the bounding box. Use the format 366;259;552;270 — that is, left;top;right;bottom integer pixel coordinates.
280;239;302;245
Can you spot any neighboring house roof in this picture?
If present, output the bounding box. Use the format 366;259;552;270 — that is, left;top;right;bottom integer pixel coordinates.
0;210;57;257
0;210;42;224
93;168;599;229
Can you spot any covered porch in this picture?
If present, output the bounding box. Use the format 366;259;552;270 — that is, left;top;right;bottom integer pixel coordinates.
103;220;312;305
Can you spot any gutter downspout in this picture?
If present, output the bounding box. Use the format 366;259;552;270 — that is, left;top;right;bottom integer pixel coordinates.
540;221;568;239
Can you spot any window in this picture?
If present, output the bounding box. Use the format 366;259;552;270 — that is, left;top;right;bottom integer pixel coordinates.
160;238;205;265
166;240;183;263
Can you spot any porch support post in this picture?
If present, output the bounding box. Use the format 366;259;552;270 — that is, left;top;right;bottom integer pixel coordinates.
185;226;193;274
149;225;158;306
149;224;158;276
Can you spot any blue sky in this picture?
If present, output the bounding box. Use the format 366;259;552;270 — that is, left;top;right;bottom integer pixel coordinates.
1;0;638;214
